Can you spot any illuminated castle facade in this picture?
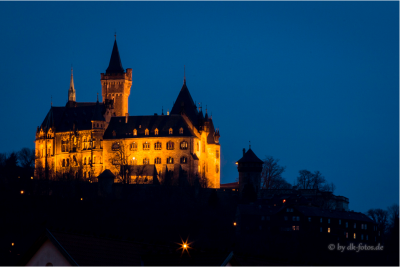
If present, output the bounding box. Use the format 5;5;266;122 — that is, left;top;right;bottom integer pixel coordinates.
35;39;221;188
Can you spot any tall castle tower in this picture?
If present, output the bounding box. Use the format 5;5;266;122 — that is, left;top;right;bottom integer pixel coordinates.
101;37;132;117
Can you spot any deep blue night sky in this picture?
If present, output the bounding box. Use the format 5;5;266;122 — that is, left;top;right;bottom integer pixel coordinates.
0;2;398;213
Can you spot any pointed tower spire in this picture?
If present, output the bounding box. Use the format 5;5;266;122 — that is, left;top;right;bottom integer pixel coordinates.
106;36;124;74
68;67;76;102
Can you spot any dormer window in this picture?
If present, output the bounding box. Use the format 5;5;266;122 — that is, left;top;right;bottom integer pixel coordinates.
155;128;159;135
133;129;137;136
179;128;183;134
145;129;149;136
169;128;173;135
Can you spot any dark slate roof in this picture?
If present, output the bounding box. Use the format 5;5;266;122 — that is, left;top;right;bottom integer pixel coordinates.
170;82;199;126
191;153;199;160
40;102;105;133
104;115;196;139
98;169;115;180
106;39;124;74
295;206;375;223
237;148;263;163
206;117;217;144
220;182;239;189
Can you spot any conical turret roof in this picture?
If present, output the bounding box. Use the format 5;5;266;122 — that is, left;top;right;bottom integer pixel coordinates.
106;39;124;74
170;82;199;126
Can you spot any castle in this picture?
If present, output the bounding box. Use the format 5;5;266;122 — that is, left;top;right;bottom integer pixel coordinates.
35;38;221;188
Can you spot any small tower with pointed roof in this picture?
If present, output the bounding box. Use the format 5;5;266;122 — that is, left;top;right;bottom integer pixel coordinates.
101;35;132;117
68;67;76;103
236;145;263;198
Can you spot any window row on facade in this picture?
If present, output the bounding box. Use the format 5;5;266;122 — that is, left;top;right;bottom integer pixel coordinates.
61;156;102;167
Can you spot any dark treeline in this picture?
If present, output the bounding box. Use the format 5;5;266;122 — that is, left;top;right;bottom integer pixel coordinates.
0;148;35;180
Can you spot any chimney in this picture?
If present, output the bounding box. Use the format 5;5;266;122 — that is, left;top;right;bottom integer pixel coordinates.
243;148;245;156
125;113;129;123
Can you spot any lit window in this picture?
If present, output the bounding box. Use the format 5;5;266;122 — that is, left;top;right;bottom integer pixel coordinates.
154;141;162;150
133;129;137;136
167;141;174;150
283;199;286;203
292;226;296;231
346;232;348;238
143;158;149;164
180;141;188;150
154;157;161;164
169;128;173;135
155;128;159;135
296;226;299;231
180;156;187;164
179;127;183;134
130;142;137;151
143;142;150;150
216;164;219;174
145;129;149;135
216;150;219;159
167;157;174;164
354;233;356;239
328;228;330;233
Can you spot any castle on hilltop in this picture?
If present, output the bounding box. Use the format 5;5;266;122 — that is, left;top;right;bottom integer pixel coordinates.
35;38;221;188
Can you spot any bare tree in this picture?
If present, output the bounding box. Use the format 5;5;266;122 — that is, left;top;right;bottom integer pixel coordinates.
312;171;326;190
296;170;314;189
367;208;388;233
18;148;35;169
387;204;399;230
109;141;132;184
261;156;289;189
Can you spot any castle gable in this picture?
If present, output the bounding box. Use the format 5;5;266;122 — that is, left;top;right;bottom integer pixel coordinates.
103;115;196;139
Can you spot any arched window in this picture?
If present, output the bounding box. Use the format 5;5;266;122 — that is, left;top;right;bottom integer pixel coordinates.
167;157;174;164
62;159;65;167
112;142;120;151
154;141;162;150
143;142;150;150
133;129;137;136
216;164;219;173
154;157;161;164
180;141;188;150
145;128;149;136
66;158;70;167
167;141;174;150
130;142;137;151
169;128;173;135
155;128;159;135
216;150;220;159
180;156;187;164
61;139;67;152
179;127;183;134
83;137;87;149
143;157;149;164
